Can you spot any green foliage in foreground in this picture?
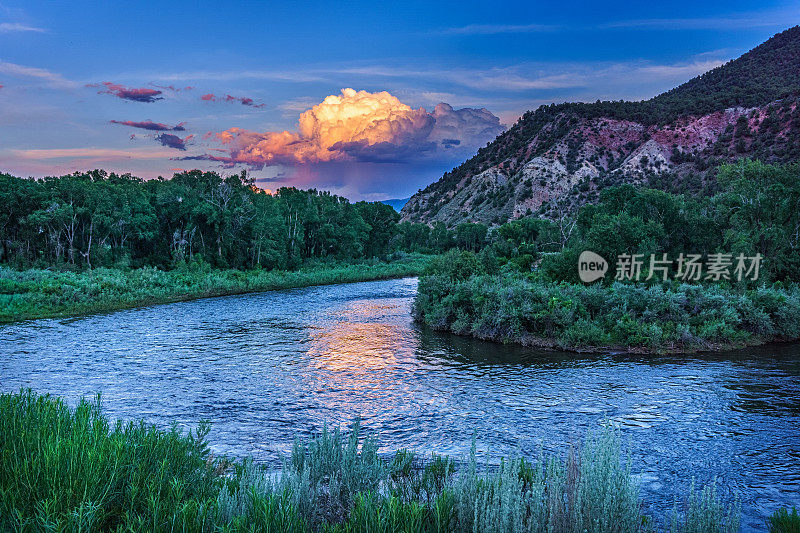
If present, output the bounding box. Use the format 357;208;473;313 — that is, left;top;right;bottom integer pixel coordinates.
414;257;800;351
768;506;800;533
0;391;743;532
0;253;431;323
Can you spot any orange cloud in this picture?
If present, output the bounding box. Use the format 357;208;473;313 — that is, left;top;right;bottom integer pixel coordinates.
216;88;438;166
181;88;504;174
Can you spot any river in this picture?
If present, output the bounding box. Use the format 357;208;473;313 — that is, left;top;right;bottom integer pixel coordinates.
1;277;798;530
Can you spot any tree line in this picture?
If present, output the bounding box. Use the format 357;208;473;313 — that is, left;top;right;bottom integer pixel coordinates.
0;170;493;270
4;159;794;279
424;160;800;284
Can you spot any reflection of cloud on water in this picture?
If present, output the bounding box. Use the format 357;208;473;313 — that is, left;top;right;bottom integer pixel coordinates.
302;300;420;424
306;301;414;373
308;322;402;371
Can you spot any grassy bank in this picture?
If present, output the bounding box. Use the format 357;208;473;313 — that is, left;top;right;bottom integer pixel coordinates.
413;266;800;354
0;253;431;323
0;390;746;532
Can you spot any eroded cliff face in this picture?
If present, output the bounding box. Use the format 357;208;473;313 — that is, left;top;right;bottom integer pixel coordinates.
401;98;800;227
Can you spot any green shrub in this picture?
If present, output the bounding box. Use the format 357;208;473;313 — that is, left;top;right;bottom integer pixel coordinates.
667;480;740;533
768;506;800;533
414;270;800;352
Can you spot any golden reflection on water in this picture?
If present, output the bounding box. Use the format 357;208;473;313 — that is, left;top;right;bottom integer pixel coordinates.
306;301;410;372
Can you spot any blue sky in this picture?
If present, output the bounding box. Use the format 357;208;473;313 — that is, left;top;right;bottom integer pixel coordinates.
0;0;798;199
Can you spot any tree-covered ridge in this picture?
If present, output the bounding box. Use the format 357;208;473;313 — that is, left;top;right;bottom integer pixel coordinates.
450;160;800;285
652;25;800;120
402;27;800;227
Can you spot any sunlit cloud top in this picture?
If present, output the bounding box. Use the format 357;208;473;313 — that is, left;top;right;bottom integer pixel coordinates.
207;88;501;167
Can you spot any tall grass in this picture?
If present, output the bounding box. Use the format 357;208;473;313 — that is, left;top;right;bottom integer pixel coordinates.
0;253;432;323
0;390;747;532
0;390;220;531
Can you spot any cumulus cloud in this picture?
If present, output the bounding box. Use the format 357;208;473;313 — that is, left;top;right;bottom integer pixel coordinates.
203;88;503;168
429;103;503;150
111;120;186;131
91;82;163;102
200;93;264;107
156;133;193;150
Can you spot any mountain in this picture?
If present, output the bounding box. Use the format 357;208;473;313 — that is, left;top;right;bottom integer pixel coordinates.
401;26;800;227
380;197;411;212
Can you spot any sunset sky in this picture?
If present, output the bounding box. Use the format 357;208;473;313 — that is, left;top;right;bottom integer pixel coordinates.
1;0;798;200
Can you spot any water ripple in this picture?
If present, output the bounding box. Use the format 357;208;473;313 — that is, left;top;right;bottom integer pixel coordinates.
1;277;798;530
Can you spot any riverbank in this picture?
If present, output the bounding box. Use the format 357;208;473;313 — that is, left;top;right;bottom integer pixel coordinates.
0;253;432;323
1;390;744;532
413;269;800;354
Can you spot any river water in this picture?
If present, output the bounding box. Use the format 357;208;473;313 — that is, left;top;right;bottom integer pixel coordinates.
1;277;798;530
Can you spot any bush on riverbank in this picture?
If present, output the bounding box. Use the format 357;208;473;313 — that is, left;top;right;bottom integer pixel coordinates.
0;390;741;532
768;506;800;532
413;161;800;353
413;264;800;352
0;253;431;323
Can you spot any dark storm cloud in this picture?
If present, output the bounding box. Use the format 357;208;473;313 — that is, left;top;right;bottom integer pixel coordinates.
156;133;192;150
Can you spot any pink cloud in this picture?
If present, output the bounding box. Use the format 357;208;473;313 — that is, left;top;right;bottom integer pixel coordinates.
90;82;163;103
201;93;264;107
11;147;172;160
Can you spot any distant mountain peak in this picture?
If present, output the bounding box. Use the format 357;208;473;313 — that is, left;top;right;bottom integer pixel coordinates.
380;197;411;212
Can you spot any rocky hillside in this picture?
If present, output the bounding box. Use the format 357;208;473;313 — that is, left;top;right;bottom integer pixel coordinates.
401;26;800;226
